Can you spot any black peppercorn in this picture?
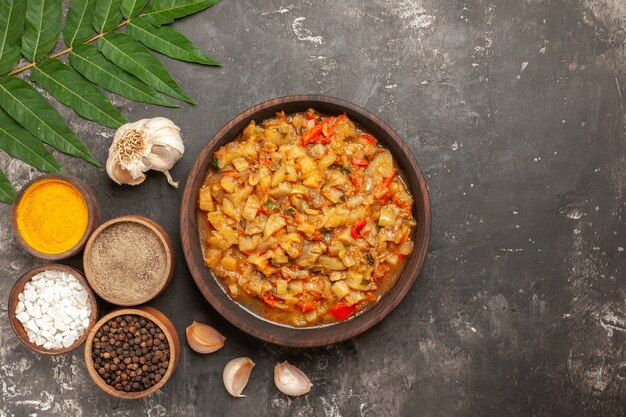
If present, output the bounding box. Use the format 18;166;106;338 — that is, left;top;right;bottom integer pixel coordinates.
91;315;170;393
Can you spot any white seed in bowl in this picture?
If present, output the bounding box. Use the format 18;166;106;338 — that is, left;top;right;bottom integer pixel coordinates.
15;270;92;350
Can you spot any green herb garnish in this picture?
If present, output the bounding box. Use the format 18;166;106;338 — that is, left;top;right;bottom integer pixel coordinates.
330;164;351;174
284;207;296;216
265;199;277;210
209;156;220;171
366;253;375;265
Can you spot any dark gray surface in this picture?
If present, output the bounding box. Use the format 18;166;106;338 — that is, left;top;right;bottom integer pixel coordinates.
1;0;626;416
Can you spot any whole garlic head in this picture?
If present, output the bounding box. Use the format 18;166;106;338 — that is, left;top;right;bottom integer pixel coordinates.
106;117;185;188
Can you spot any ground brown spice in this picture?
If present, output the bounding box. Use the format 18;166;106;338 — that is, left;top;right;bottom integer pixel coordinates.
86;221;168;305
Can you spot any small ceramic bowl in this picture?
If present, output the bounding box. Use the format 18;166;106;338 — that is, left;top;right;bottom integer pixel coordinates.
83;215;175;306
8;264;100;355
84;306;180;399
12;173;101;260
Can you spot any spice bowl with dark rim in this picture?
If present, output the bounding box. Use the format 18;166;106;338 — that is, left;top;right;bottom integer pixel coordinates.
11;173;101;261
180;95;431;347
83;215;175;306
8;264;100;356
84;306;180;399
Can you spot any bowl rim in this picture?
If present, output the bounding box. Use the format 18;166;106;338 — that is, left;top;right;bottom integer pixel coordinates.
8;263;100;355
11;173;101;260
82;215;175;306
83;306;180;399
180;94;431;347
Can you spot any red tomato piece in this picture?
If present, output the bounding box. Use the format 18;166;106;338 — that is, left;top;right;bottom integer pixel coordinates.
262;293;278;307
302;124;324;145
329;303;356;320
382;168;396;188
299;302;315;313
351;157;369;167
350;219;367;239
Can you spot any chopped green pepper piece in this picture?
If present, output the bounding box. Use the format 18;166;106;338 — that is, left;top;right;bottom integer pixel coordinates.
265;199;277;210
209;156;220;171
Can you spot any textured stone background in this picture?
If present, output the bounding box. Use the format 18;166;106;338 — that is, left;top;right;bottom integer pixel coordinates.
1;0;626;416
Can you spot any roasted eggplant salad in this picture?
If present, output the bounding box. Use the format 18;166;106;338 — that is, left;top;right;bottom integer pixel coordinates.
198;109;416;326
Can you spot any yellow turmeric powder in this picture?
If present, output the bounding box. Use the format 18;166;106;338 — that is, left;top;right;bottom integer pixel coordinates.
16;179;88;254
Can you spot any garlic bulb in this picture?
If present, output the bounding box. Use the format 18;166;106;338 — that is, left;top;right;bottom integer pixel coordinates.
274;361;312;396
106;117;184;188
186;321;225;354
223;357;255;397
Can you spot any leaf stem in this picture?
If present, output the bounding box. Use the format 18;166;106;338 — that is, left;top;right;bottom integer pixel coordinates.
6;19;132;76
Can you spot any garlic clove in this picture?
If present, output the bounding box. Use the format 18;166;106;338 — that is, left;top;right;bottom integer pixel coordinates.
143;144;182;171
106;157;145;186
142;144;183;188
223;357;255;397
186;321;225;354
274;361;312;396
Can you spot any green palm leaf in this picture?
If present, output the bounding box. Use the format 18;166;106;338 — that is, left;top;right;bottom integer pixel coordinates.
120;0;148;19
0;0;27;74
98;32;195;104
21;0;61;62
143;0;220;27
92;0;123;33
0;76;100;167
128;19;220;66
0;107;62;173
70;44;179;108
32;58;127;128
0;168;16;204
63;0;97;47
0;0;224;203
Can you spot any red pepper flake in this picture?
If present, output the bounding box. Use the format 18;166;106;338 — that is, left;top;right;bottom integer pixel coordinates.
392;197;407;208
349;171;364;193
330;114;347;128
310;230;324;241
299;302;315;313
382;168;397;188
305;108;317;119
379;191;393;205
329;302;356;320
398;233;408;245
359;134;377;145
262;293;278;307
350;219;367;239
302;124;324;145
351;157;369;167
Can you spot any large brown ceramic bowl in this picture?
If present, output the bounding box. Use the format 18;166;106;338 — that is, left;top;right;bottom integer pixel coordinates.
180;95;431;347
